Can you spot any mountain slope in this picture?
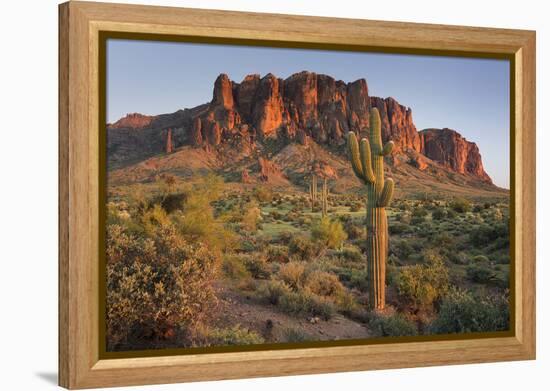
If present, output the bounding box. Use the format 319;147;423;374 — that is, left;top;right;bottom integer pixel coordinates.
107;71;503;197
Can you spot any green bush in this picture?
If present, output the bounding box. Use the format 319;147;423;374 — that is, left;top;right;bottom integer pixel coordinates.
450;197;472;213
396;251;449;309
349;269;369;292
253;186;273;202
311;217;347;249
265;244;290;263
431;232;455;249
469;223;509;247
288;235;319;261
106;223;218;350
281;327;309;343
242;254;271;279
393;239;414;259
278;261;307;289
370;313;418;337
222;255;251;280
430;289;509;333
344;220;364;240
432;207;447;220
473;255;490;263
208;325;264;346
257;279;292;305
338;246;363;263
279;291;335;320
349;202;362;212
389;223;409;235
412;207;428;218
466;264;496;284
304;270;345;298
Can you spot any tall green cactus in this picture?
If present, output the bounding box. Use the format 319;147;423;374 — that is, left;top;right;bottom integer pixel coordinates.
347;107;395;310
309;174;318;211
321;178;328;217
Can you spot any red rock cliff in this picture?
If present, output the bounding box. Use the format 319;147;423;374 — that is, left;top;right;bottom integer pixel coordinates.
420;128;492;183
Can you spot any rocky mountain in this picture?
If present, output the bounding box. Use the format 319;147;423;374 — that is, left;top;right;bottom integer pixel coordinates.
420;128;492;183
107;71;496;190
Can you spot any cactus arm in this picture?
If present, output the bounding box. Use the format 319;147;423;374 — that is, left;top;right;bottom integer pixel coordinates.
369;108;383;153
378;178;395;207
347;132;364;179
382;141;394;156
359;138;376;183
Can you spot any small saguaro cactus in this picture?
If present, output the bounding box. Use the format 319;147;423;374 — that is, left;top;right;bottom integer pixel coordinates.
309;174;318;211
321;178;328;217
165;128;173;154
347;107;395;310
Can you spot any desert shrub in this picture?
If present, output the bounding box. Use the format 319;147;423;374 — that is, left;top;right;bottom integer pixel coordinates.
469;223;509;247
336;290;359;315
172;188;236;253
222;254;250;280
278;261;307;289
389;223;408;235
141;203;171;234
349;202;362;212
431;232;455;250
370;313;418;337
432;207;447;220
448;252;468;265
207;325;264;346
279;291;335;320
241;254;271;279
446;208;458;219
412;207;428;218
257;279;292;305
265;245;290;263
253;186;273;202
288;235;319;261
311;217;347;249
466;264;495;284
393;239;414;259
304;270;345;298
241;202;262;232
430;289;509;333
149;192;188;214
349;269;369;292
344;220;364;240
338;246;363;263
281;327;309;343
473;255;490;263
450;197;472;213
399;211;412;224
106;223;218;350
396;251;449;309
411;215;425;225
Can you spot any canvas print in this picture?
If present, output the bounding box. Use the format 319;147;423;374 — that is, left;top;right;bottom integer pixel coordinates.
105;40;511;352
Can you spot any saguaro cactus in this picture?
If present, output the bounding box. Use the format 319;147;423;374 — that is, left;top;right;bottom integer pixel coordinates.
166;128;173;154
321;178;328;217
309;175;318;211
347;107;395;310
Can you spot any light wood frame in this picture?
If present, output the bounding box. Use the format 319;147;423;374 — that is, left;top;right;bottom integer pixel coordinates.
59;1;536;389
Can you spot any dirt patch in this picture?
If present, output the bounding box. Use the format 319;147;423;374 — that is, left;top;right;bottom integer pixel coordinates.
211;282;372;344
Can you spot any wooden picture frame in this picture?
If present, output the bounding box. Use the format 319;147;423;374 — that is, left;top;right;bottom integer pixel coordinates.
59;1;536;389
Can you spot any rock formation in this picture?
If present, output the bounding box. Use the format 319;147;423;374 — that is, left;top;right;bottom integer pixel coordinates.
420;128;492;183
107;71;494;184
109;113;155;129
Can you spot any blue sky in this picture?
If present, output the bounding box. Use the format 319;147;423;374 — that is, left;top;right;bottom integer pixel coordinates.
107;39;510;188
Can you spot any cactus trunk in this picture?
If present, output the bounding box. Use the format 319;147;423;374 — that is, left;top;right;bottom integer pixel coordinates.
166;128;173;154
346;107;395;310
309;175;317;211
321;178;328;217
